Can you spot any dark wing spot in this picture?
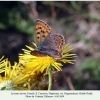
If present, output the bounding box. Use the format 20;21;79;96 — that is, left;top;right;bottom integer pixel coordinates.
42;35;45;37
37;32;40;34
37;37;40;39
41;30;44;33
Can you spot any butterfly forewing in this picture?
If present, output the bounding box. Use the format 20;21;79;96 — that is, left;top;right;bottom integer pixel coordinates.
34;19;51;46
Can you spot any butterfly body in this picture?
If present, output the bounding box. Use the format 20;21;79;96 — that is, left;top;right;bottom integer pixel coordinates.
31;19;65;59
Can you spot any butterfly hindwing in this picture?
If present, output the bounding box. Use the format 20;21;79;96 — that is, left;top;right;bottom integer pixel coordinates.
38;34;65;52
36;34;65;59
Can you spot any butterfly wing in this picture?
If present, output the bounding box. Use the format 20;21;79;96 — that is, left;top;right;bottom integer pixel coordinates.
39;34;65;52
34;19;51;46
38;34;65;59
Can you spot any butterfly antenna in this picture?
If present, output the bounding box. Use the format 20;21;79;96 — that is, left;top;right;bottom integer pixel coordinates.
28;38;36;48
28;38;36;43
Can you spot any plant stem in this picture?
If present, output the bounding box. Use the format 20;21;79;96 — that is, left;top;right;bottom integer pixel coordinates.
48;66;52;90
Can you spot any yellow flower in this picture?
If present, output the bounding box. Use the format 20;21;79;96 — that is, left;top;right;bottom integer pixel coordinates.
19;42;77;75
28;71;46;90
0;57;30;90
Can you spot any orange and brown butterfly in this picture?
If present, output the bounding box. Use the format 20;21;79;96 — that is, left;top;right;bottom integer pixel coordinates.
31;19;65;59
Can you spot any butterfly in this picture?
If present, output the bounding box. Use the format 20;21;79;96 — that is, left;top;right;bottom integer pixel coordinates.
31;19;65;59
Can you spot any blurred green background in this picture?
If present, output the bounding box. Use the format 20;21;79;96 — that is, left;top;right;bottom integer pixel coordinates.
0;1;100;90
